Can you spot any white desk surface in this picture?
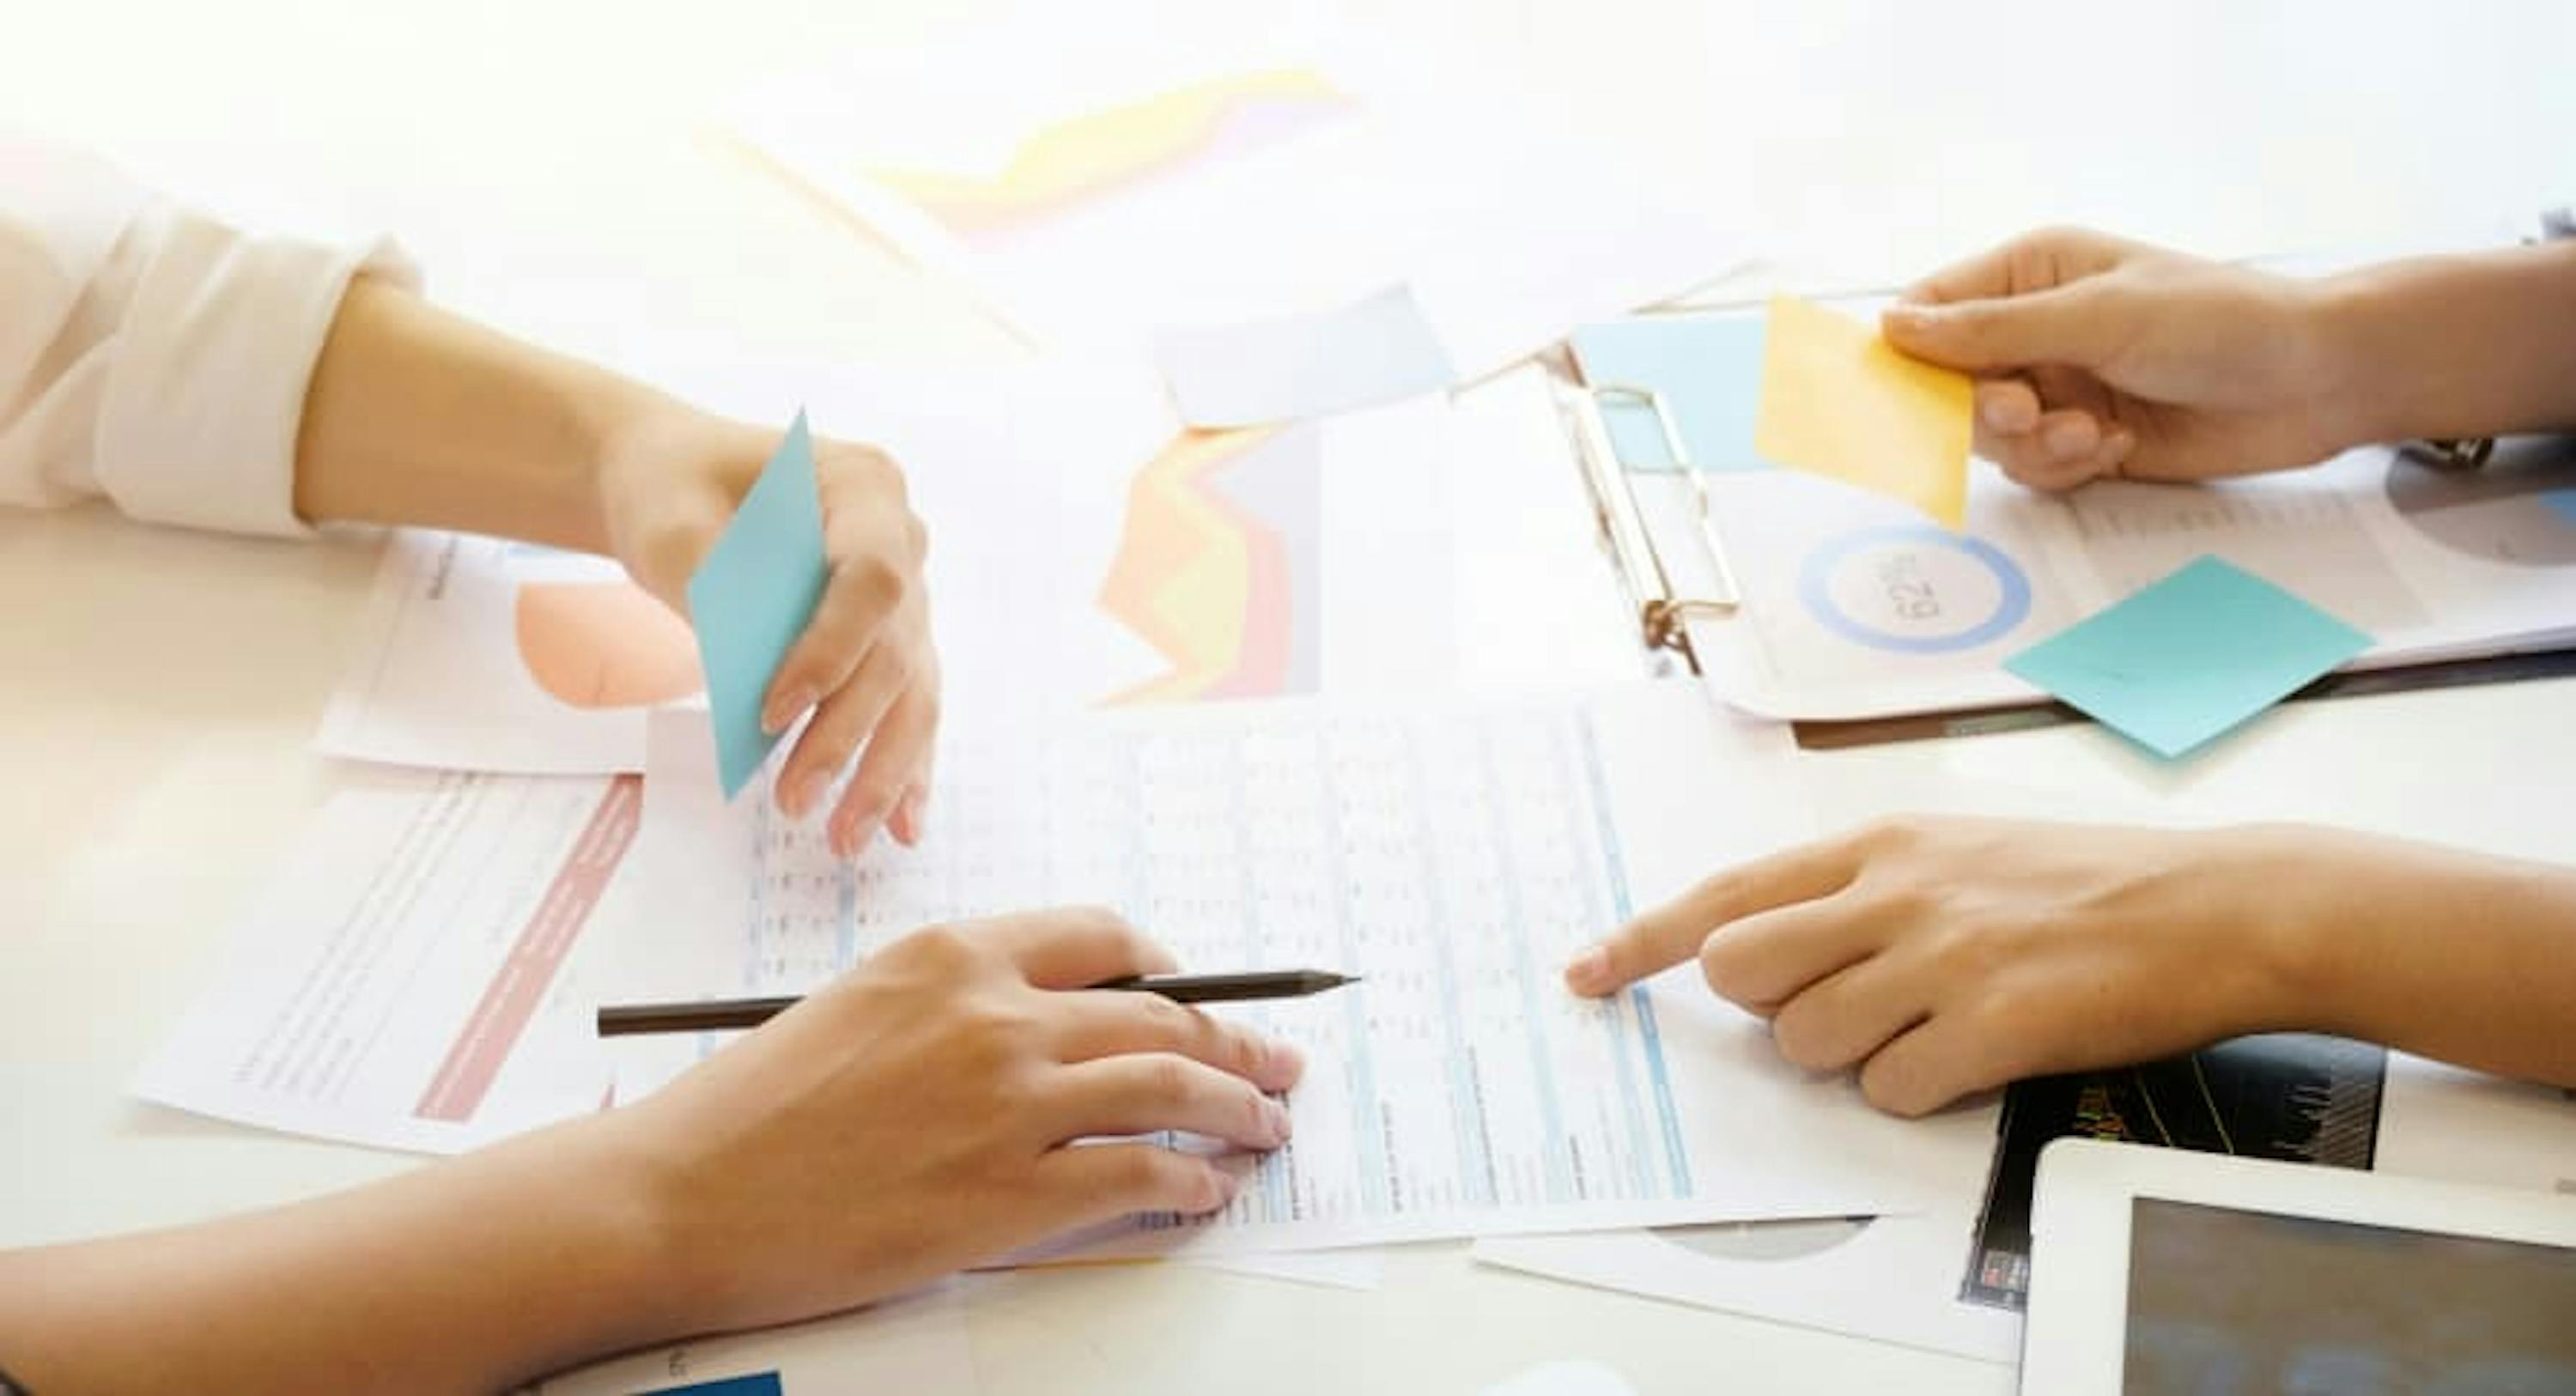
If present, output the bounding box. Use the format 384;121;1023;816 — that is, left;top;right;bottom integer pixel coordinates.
5;3;2573;1392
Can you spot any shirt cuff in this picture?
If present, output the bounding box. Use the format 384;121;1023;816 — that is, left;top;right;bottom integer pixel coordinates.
93;209;420;538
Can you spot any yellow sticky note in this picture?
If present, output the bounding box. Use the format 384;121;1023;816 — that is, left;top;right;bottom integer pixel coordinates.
1753;293;1973;527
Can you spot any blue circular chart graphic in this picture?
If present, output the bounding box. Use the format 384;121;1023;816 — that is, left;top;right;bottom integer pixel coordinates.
1796;526;2032;655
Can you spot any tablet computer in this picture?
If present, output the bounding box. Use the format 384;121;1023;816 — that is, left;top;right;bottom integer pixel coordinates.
2021;1138;2576;1394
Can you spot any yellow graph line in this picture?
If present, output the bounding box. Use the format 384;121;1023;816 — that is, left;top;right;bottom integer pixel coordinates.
875;69;1348;230
2187;1053;2237;1156
1097;429;1267;702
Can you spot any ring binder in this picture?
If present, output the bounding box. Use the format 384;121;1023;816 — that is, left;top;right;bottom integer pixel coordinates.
1563;379;1740;658
1558;244;2576;746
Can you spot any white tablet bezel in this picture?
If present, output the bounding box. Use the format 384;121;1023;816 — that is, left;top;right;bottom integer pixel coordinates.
2020;1137;2576;1393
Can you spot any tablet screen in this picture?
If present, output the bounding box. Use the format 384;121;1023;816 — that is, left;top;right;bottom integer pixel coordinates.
2123;1198;2576;1393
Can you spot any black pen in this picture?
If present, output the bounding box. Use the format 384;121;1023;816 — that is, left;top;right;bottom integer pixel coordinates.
595;969;1360;1037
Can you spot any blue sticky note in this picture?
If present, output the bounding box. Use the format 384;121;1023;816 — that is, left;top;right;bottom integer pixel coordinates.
2544;488;2576;526
1569;313;1769;472
1153;283;1457;428
2003;556;2372;759
640;1375;783;1396
687;413;829;798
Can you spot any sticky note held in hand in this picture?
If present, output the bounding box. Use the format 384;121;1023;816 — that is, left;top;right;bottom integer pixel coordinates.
2003;555;2372;759
1753;293;1972;525
687;411;829;798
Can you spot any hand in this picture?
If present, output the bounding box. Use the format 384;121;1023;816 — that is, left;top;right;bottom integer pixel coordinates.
1879;227;2356;491
597;406;938;856
1562;816;2314;1115
602;908;1304;1335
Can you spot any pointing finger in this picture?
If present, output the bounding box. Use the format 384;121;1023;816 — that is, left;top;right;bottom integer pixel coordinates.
1566;837;1861;996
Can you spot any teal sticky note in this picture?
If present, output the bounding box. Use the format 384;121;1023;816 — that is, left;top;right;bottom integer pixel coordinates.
1569;313;1768;472
2003;556;2371;759
687;412;828;798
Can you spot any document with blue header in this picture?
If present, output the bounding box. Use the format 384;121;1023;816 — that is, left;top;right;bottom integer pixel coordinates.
601;681;1958;1257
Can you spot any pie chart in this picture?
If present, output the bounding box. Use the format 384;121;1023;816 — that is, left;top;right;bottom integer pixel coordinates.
2382;435;2576;567
514;581;703;709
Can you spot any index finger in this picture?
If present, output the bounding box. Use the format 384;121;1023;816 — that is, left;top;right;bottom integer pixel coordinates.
1564;838;1860;996
1900;227;2133;307
965;906;1181;989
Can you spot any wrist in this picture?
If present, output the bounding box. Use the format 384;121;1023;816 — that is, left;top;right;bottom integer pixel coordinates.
563;378;690;553
2190;822;2356;1038
2297;270;2405;454
461;1113;699;1378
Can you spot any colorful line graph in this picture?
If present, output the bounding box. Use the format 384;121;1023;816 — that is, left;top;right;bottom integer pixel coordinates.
873;68;1353;240
1098;425;1321;703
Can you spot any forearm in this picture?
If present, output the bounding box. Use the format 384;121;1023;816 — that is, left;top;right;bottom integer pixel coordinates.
2314;239;2576;448
0;1116;676;1393
2255;827;2576;1088
291;277;674;550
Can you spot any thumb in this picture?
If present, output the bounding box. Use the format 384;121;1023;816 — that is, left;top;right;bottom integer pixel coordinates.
1881;282;2123;373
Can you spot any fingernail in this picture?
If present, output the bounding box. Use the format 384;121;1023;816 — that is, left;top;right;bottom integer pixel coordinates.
1262;1099;1293;1144
781;769;824;818
2043;417;2094;457
892;786;929;846
1881;304;1936;333
1981;395;2026;432
1565;944;1609;992
761;685;815;736
1266;1039;1307;1081
2103;428;2137;464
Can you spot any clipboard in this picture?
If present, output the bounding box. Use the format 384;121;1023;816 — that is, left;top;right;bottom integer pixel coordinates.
1549;296;2576;751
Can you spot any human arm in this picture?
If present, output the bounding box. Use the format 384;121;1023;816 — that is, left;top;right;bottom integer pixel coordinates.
1564;816;2576;1116
1877;226;2576;489
2;137;929;849
291;278;939;853
0;910;1303;1392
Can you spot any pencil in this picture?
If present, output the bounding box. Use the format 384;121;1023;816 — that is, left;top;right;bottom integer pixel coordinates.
595;969;1361;1037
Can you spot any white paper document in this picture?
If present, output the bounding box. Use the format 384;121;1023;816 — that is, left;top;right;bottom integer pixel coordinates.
131;770;630;1154
317;532;696;775
605;683;1954;1259
1474;1039;2012;1365
1477;1211;2020;1366
1477;1050;2576;1364
1686;435;2576;720
2376;1053;2576;1198
726;3;1743;377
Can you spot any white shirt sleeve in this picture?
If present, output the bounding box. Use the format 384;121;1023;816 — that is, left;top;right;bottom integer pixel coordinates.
0;136;419;537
